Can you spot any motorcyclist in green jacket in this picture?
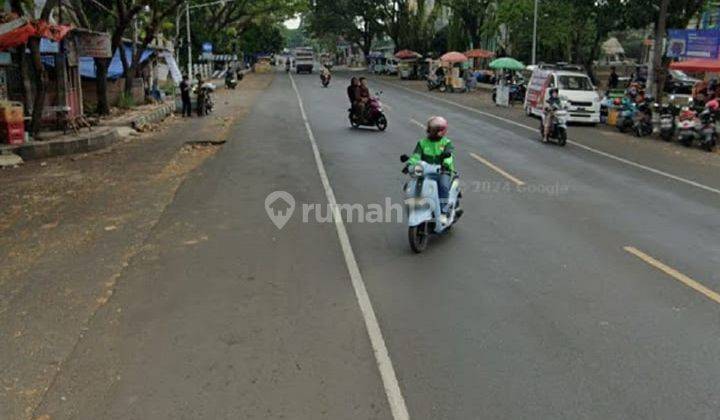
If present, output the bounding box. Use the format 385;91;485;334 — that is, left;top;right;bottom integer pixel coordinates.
406;116;455;214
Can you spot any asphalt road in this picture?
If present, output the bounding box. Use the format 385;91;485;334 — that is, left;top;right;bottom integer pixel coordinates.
36;70;720;419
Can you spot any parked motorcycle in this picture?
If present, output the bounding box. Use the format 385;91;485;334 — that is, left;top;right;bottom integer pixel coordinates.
633;98;654;137
349;93;388;131
657;102;679;141
195;82;215;116
427;75;447;92
225;74;238;89
615;98;637;133
539;101;569;146
697;107;718;152
677;107;699;147
400;155;463;253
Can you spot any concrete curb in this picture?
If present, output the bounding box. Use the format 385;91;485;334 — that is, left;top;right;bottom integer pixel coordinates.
14;128;121;160
130;102;175;130
0;102;174;161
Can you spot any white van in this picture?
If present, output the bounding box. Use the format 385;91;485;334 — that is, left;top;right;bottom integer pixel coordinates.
524;68;601;124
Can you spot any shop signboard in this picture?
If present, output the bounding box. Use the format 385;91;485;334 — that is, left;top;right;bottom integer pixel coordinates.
667;29;720;59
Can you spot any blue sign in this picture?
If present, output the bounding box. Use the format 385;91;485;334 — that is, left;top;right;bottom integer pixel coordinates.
202;42;213;53
667;29;720;59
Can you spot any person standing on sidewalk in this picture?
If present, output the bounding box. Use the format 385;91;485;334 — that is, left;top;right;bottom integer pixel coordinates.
608;66;619;91
180;75;192;117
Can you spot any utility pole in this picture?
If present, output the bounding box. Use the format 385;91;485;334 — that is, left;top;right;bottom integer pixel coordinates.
651;0;669;98
531;0;538;65
186;2;192;78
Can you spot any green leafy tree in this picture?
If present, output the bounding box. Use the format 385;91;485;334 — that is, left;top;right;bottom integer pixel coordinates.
305;0;385;57
439;0;495;50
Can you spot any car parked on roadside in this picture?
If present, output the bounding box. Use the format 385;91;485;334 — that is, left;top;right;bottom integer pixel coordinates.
524;64;601;124
385;59;399;75
665;70;700;95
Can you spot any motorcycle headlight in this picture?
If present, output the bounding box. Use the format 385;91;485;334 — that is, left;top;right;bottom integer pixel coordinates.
405;197;429;209
412;164;423;177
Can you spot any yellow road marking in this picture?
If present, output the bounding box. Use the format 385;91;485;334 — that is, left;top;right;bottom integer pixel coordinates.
409;118;424;128
469;152;525;186
624;246;720;305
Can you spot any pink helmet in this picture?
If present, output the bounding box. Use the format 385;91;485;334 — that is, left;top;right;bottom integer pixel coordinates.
707;99;719;111
427;116;448;137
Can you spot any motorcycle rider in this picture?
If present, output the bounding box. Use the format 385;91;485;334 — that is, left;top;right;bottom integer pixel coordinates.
405;116;456;221
355;77;371;120
347;77;359;106
321;65;331;84
543;88;561;141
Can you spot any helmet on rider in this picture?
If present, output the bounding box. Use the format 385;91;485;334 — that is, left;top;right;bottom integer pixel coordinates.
549;88;559;98
427;116;448;140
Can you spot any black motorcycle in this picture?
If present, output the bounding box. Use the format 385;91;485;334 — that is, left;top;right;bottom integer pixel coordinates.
225;74;237;89
633;99;654;137
321;73;331;88
196;83;215;116
657;102;678;141
697;108;718;152
427;75;447;92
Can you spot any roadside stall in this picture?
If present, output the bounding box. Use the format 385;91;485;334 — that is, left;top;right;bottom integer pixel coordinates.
465;49;494;70
439;52;468;93
395;49;421;79
253;56;272;73
465;49;494;89
489;57;525;106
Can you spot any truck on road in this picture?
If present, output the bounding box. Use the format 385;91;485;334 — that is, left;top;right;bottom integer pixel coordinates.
294;47;315;74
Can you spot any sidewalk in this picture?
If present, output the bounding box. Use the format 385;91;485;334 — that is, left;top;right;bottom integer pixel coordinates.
0;73;273;420
0;101;175;164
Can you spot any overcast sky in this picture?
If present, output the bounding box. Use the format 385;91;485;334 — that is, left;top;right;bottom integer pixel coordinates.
284;15;301;29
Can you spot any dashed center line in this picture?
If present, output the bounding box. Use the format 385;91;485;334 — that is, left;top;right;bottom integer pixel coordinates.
409;118;424;128
624;246;720;305
470;152;525;186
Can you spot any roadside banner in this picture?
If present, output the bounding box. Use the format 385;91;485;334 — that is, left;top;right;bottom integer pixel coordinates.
667;29;720;59
160;51;182;84
495;85;510;107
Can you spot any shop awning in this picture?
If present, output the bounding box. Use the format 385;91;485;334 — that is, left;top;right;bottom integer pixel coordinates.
395;49;421;59
669;59;720;73
42;41;155;79
465;49;494;59
0;18;71;51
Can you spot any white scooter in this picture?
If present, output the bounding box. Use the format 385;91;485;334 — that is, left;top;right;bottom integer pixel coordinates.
400;155;462;253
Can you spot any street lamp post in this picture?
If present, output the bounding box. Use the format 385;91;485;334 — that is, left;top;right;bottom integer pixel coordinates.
531;0;538;65
185;0;228;80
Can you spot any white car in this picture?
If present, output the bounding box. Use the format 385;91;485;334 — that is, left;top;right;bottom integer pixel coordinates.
525;68;601;124
385;59;399;75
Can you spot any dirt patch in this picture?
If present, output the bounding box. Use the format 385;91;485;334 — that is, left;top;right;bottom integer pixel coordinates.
0;73;273;420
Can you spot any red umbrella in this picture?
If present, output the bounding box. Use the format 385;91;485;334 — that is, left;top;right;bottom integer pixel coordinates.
395;49;420;59
465;49;494;59
669;59;720;73
440;51;468;63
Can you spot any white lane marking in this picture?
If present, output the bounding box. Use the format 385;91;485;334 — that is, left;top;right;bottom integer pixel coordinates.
469;152;526;186
374;79;720;196
289;74;410;420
